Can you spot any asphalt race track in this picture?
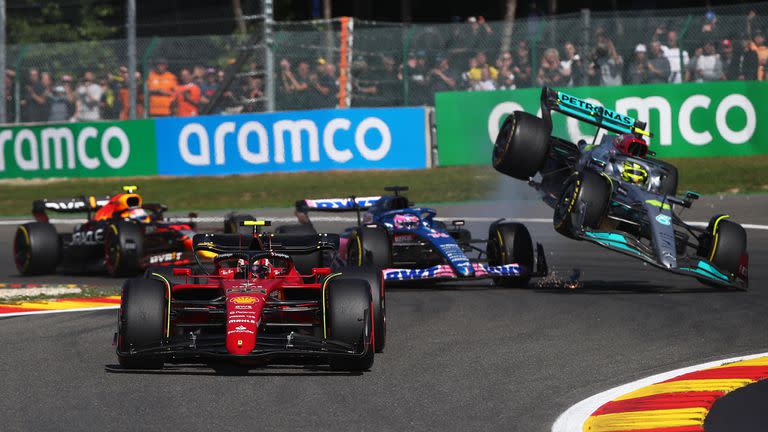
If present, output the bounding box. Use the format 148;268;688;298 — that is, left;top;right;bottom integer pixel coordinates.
1;192;767;431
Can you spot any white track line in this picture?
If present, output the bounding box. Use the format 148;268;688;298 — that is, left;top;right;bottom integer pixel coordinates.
1;216;767;230
551;351;768;432
0;305;119;318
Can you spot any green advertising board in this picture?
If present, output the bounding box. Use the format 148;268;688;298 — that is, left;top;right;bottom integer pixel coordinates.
0;119;157;179
435;81;768;166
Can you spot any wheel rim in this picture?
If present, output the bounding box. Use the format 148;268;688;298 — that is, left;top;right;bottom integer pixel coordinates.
554;181;577;228
13;228;31;272
105;227;120;274
492;116;515;165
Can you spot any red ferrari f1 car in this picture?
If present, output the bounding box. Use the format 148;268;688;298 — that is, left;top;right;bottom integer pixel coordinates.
116;221;383;371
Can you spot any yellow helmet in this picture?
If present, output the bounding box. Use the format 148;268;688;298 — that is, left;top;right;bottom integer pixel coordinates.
621;161;648;185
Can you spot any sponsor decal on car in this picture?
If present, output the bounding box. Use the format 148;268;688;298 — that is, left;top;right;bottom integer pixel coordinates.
234;305;254;310
655;214;672;225
149;251;180;264
383;263;520;281
70;228;104;246
230;296;258;304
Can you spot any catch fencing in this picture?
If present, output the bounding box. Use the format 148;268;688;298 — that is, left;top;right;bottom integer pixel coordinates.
5;2;768;124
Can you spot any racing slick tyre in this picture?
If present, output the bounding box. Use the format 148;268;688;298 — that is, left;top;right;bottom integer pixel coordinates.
337;267;386;353
699;216;747;277
14;222;60;275
117;277;167;369
347;226;392;269
325;278;374;371
492;111;551;180
487;222;534;288
224;213;255;235
105;222;145;277
553;171;611;239
274;224;322;276
656;161;679;197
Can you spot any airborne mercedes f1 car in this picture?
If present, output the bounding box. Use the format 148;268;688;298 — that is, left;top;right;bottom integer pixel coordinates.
492;87;748;289
14;186;196;277
116;221;382;371
294;187;548;286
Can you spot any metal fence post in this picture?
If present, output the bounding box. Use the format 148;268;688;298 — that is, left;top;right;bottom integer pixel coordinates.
14;44;27;123
141;36;159;118
581;8;590;86
401;25;415;106
127;0;137;119
678;15;692;83
264;0;275;112
0;0;6;124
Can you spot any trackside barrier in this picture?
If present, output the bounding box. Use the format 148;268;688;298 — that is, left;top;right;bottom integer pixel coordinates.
435;81;768;166
0;107;430;179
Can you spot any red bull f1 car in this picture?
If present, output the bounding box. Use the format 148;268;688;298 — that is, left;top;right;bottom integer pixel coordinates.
14;186;196;277
294;186;548;286
492;87;748;289
116;221;382;371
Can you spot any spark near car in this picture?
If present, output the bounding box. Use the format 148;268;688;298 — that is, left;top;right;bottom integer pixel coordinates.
492;87;748;289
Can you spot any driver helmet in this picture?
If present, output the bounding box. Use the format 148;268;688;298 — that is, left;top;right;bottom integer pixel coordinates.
614;133;649;158
621;161;649;186
394;213;420;230
252;259;270;279
120;207;150;224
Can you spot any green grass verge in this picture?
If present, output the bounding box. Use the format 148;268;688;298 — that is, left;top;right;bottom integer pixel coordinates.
0;156;765;217
0;166;495;216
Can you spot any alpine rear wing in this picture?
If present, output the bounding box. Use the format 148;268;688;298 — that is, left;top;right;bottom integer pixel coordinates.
540;87;652;138
295;196;382;213
32;196;110;221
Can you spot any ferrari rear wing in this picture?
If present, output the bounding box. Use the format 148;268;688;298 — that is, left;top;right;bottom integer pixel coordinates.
540;87;653;138
193;232;340;255
32;196;110;221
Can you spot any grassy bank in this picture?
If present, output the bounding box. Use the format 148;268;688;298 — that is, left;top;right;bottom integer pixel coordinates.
0;166;495;216
0;156;765;216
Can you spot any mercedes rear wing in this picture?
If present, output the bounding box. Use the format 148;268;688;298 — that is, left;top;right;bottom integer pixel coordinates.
32;196;110;221
540;87;653;139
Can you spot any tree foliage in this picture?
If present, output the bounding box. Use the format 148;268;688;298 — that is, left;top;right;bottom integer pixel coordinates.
8;0;119;44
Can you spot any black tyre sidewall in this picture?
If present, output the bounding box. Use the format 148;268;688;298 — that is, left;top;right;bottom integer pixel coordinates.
14;222;60;275
487;222;534;287
710;219;747;275
348;226;392;269
326;278;374;371
337;267;386;353
117;278;167;369
105;222;144;277
492;111;551;180
573;171;611;229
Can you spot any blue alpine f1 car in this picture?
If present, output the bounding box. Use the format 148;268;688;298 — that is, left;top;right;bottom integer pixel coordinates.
294;187;548;286
492;87;748;289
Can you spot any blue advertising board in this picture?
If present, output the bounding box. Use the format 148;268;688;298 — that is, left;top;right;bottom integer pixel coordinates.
154;107;428;175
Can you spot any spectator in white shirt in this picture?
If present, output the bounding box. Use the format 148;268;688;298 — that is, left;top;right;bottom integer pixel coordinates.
693;40;723;82
662;30;690;83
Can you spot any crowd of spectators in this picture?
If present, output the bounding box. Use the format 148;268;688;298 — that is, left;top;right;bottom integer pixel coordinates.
3;7;767;123
3;57;265;124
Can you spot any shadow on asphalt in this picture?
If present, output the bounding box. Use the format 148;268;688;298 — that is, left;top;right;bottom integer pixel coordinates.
534;279;739;294
105;364;362;377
